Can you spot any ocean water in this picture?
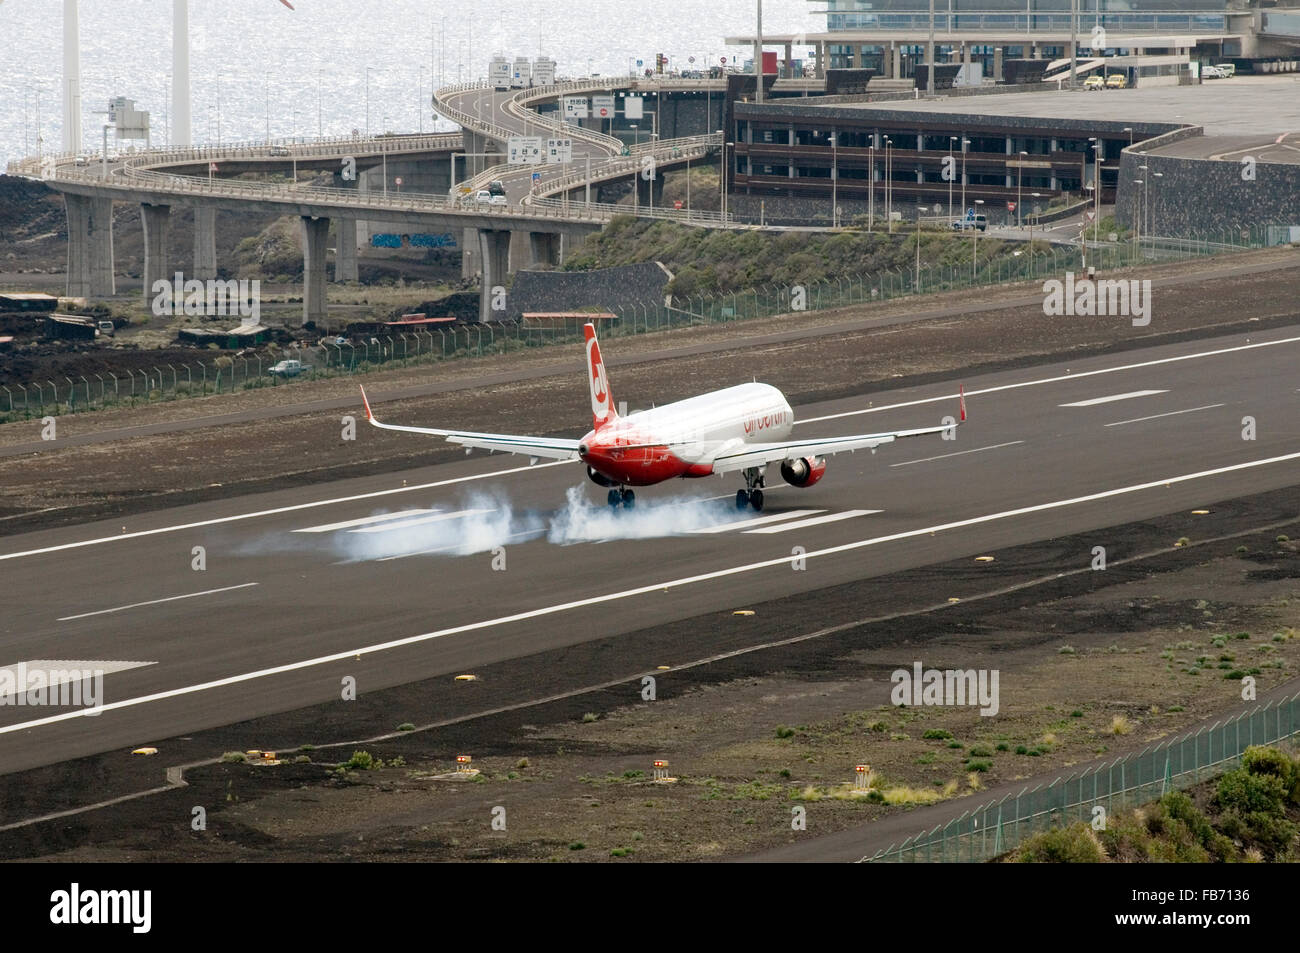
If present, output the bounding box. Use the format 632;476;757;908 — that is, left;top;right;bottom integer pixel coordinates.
0;0;821;169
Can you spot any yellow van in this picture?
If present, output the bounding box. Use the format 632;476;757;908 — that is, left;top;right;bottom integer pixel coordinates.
1105;73;1128;89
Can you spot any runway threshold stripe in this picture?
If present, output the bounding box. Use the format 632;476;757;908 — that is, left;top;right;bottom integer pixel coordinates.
347;508;493;533
687;509;824;534
293;509;440;533
1060;390;1167;407
0;461;570;563
797;334;1300;426
745;510;880;534
56;583;260;622
7;448;1300;737
1105;403;1226;427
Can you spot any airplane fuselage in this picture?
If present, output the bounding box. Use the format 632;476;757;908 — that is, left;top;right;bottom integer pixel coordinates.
578;382;794;486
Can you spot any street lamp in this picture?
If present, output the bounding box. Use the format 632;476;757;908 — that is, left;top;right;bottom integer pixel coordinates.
830;131;838;227
1132;178;1144;257
1123;126;1133;147
1017;150;1028;228
869;138;875;231
972;198;985;281
960;137;971;216
947;135;957;218
885;137;893;231
915;205;928;288
1150;171;1163;244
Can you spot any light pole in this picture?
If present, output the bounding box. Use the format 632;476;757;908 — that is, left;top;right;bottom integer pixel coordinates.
961;136;970;216
1123;126;1133;147
1138;163;1149;252
948;135;957;218
1151;170;1163;244
1132;178;1144;258
915;205;928;288
869;139;875;231
972;198;985;281
1017;150;1027;228
830;132;838;227
885;137;893;231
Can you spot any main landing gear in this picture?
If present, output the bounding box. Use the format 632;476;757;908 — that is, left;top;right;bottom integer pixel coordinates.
607;487;636;509
735;467;765;512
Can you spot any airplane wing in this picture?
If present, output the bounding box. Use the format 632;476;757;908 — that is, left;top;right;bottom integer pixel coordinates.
359;386;581;462
710;387;966;475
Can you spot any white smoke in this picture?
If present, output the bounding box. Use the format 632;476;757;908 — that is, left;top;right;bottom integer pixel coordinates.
331;490;545;562
546;485;737;544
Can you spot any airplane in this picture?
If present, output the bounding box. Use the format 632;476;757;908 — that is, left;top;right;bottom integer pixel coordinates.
359;322;966;512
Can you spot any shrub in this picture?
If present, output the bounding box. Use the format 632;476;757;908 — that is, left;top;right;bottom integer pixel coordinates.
969;746;993;758
967;759;992;772
922;728;952;740
775;725;796;739
345;750;375;771
1109;715;1132;735
397;722;415;731
221;751;247;763
1015;825;1104;863
582;712;598;723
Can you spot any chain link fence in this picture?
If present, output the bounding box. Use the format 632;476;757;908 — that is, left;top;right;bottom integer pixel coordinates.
862;690;1300;863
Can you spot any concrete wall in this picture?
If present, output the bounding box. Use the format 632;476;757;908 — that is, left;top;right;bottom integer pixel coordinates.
507;260;670;321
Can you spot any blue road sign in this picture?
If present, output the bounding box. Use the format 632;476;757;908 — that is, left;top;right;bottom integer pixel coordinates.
532;172;541;182
967;208;975;219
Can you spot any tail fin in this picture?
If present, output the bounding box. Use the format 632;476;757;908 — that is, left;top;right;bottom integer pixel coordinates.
584;322;617;429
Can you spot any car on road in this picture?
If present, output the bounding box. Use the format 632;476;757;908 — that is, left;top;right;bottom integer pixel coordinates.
487;180;506;197
474;189;507;207
1083;74;1105;90
96;320;115;337
268;146;292;156
951;215;988;232
269;359;311;377
1202;64;1228;79
1105;73;1128;88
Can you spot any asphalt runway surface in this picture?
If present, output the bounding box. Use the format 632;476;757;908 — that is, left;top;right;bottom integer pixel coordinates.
2;323;1299;777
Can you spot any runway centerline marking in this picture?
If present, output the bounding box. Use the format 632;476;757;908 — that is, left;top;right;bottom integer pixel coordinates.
1060;390;1167;407
294;509;440;533
0;461;569;563
8;448;1300;738
745;510;880;533
797;334;1300;425
890;441;1025;468
1105;403;1227;427
56;583;260;622
347;508;493;533
687;509;825;534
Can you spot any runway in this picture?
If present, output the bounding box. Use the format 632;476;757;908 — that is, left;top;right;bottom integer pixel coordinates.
1;324;1299;775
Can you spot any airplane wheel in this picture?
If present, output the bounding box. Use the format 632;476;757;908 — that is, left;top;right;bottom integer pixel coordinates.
607;489;621;508
621;489;636;509
749;489;765;512
736;490;750;510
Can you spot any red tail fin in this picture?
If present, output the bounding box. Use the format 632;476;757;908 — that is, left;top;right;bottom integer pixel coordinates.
584;323;617;430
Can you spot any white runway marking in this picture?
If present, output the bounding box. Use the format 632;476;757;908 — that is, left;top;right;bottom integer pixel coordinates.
745;510;880;533
798;334;1300;425
1105;403;1227;427
0;660;156;700
7;449;1300;737
687;509;825;534
347;508;493;533
890;441;1025;468
0;461;570;563
56;583;260;621
1060;390;1167;407
293;509;440;533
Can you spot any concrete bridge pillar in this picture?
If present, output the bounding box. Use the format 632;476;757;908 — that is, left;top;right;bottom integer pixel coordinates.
301;215;329;327
335;218;359;282
892;43;902;80
636;174;664;208
994;47;1004;82
193;207;217;281
141;203;171;303
528;231;561;268
461;227;480;278
509;230;530;274
477;228;511;323
64;194;115;298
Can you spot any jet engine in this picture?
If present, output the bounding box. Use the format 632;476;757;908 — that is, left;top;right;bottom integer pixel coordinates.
779;456;827;488
587;465;617;488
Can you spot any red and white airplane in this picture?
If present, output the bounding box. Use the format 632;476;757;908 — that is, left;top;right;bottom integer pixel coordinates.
360;322;965;511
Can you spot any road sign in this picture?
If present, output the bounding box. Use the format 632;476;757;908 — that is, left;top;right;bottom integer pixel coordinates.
209;162;218;173
624;95;644;120
394;176;403;186
532;172;541;183
967;207;975;219
720;56;727;64
1085;210;1097;222
562;96;589;119
1007;201;1017;212
592;94;615;119
507;136;544;165
674;199;683;209
547;137;573;163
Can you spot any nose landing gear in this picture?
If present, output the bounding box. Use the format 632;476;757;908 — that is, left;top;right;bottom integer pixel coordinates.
607;487;636;509
735;468;765;511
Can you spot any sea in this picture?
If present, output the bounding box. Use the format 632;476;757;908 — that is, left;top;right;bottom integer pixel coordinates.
0;0;822;169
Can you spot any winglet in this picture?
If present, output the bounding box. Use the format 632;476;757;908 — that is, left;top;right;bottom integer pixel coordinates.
359;385;375;422
959;384;967;423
